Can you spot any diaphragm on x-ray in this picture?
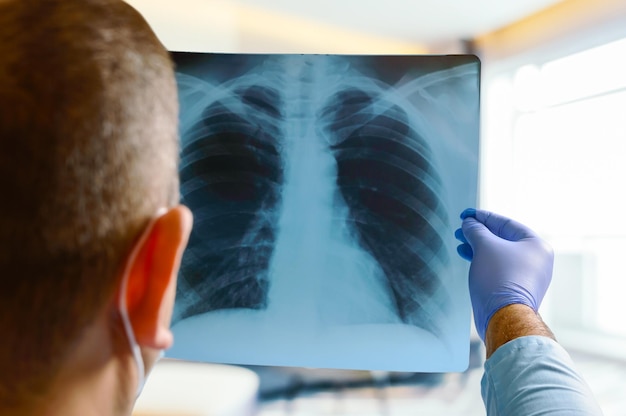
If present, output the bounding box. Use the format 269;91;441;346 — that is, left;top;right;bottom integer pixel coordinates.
167;53;480;372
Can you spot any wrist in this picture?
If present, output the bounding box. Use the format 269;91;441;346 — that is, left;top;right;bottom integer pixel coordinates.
484;304;555;359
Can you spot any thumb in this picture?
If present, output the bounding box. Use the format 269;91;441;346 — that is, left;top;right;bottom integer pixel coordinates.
461;216;495;248
462;209;538;242
475;210;538;242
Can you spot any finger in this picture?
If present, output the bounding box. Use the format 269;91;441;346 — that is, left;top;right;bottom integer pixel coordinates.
454;227;468;244
461;216;493;247
472;209;538;242
456;243;473;261
460;208;476;219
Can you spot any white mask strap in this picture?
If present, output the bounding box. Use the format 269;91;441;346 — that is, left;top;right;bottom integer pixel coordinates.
118;208;167;398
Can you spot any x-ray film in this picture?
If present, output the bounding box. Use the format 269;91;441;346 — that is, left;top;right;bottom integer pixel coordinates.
167;53;480;372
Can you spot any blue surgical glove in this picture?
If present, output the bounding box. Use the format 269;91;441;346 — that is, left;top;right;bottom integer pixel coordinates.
455;208;554;341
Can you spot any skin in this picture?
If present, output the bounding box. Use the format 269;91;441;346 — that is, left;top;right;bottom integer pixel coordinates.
485;304;556;359
9;206;193;416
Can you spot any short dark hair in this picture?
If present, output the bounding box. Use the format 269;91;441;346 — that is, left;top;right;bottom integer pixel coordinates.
0;0;179;403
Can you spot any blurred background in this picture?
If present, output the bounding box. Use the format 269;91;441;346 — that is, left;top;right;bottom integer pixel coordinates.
127;0;626;414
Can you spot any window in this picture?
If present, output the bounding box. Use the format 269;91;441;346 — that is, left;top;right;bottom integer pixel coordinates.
482;37;626;357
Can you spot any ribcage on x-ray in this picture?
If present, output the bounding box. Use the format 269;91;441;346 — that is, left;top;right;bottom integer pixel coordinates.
176;85;284;320
319;88;450;334
175;57;452;336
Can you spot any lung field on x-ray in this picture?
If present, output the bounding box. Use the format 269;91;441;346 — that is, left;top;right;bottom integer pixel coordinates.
319;86;449;335
174;54;460;339
177;82;284;317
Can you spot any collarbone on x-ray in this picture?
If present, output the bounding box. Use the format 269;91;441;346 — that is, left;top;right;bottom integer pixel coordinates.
169;54;479;372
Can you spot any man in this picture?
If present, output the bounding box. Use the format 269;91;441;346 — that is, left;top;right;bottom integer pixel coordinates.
0;1;602;416
0;0;192;414
456;208;603;415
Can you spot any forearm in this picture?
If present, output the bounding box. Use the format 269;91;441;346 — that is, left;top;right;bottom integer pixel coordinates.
485;304;555;358
481;305;603;415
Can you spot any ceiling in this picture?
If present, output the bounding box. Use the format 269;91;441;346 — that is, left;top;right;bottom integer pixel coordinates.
126;0;565;52
230;0;564;43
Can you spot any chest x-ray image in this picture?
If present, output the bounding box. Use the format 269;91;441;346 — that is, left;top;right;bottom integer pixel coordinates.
167;53;480;372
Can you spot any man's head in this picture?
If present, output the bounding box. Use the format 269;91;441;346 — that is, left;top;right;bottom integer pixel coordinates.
0;0;191;411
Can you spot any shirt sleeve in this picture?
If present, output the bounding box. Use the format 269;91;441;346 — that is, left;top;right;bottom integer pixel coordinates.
481;336;603;416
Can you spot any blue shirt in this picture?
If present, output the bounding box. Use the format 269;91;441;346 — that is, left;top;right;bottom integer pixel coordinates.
482;336;603;415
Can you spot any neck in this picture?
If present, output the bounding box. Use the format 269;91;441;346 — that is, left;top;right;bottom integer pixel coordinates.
7;311;138;416
43;361;124;416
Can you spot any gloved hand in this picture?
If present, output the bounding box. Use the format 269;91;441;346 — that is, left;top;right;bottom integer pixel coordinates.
455;208;554;341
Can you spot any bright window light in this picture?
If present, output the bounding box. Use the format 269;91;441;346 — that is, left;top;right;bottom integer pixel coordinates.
540;37;626;106
512;91;626;236
484;36;626;342
512;64;541;111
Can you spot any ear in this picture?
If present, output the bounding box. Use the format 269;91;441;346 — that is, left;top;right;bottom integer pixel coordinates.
123;205;193;350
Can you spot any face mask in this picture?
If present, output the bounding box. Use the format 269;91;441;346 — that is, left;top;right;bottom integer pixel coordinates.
118;208;167;398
